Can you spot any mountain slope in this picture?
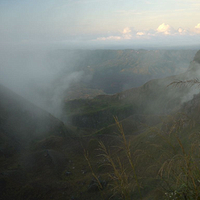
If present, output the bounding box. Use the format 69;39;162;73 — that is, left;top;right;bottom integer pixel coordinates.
0;84;85;200
0;84;72;148
49;49;196;95
63;50;200;130
1;50;200;200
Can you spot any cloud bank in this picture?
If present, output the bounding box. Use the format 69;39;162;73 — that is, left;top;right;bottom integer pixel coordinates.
96;23;200;46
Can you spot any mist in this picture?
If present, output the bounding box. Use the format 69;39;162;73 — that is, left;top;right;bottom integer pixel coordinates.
1;45;198;121
0;47;90;119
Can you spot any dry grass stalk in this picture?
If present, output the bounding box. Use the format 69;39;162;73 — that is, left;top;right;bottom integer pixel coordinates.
98;141;132;200
167;78;200;88
114;116;142;199
84;149;104;190
157;115;200;199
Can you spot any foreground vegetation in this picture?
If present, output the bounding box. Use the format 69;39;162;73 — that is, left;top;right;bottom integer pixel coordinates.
2;111;200;200
2;50;200;199
84;114;200;200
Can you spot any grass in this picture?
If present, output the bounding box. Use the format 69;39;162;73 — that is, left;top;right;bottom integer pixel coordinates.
84;117;143;199
65;97;134;116
83;113;200;200
2;110;200;199
65;98;136;130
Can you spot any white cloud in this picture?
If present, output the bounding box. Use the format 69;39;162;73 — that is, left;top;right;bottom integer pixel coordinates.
195;24;200;29
122;27;131;34
122;27;132;39
177;27;190;35
96;23;200;42
96;27;133;41
97;27;132;41
194;23;200;33
97;36;122;41
136;32;145;36
156;23;175;35
178;27;184;33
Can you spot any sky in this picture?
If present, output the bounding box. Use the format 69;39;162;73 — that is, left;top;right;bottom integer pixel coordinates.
1;0;200;48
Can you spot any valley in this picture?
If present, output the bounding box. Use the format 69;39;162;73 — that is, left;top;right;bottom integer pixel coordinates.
1;49;200;199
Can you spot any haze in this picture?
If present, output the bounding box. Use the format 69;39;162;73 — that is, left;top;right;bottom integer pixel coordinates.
1;0;200;117
0;0;200;48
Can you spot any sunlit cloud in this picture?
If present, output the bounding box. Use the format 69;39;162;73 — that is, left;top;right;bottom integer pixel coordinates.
195;24;200;29
194;23;200;33
136;32;145;36
178;27;185;33
97;27;132;41
177;27;190;35
156;23;175;35
97;36;122;41
95;23;200;43
122;27;132;39
122;27;131;34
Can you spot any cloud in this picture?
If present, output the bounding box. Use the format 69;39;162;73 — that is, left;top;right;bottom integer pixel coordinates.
194;23;200;33
156;23;175;35
177;27;190;35
97;27;132;41
122;27;131;34
97;36;122;41
135;24;176;37
178;27;184;33
136;32;145;36
96;23;200;43
122;27;132;39
195;24;200;29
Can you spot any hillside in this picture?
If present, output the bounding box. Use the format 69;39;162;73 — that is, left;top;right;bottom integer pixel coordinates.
3;49;194;118
0;83;122;200
0;84;72;144
63;50;200;131
1;49;200;200
49;49;196;96
0;84;80;199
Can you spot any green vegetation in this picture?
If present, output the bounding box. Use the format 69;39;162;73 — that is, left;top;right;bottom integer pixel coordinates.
51;49;196;95
2;95;200;200
64;97;136;129
2;49;200;199
82;114;200;199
